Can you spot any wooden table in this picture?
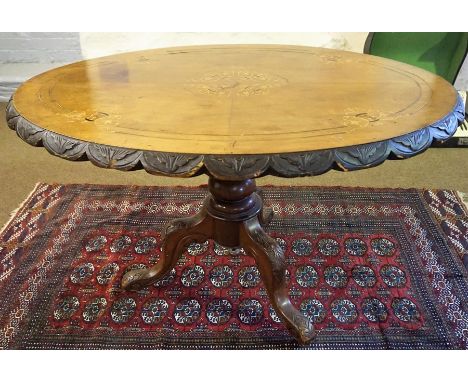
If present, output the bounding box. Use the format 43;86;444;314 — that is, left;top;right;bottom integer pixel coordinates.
6;45;464;344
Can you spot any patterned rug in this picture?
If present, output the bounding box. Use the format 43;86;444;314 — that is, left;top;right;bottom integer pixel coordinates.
0;183;467;349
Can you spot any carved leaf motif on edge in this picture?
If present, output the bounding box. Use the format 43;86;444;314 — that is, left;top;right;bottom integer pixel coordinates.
219;157;262;173
142;152;203;175
335;141;388;169
86;144;141;170
6;100;20;130
205;155;270;178
15;118;44;146
5;93;464;178
43;132;87;160
428;95;464;140
271;151;333;176
430;115;459;139
390;128;431;157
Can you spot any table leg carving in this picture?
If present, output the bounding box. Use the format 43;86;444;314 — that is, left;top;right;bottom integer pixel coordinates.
259;206;274;227
121;209;212;291
240;216;316;345
257;190;274;227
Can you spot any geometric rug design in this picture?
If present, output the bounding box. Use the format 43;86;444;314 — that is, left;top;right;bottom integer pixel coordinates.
0;184;467;349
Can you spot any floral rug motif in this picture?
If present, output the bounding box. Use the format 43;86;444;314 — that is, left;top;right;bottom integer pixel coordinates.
0;184;467;349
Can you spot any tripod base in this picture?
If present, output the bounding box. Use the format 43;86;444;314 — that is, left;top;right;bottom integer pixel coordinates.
121;176;315;344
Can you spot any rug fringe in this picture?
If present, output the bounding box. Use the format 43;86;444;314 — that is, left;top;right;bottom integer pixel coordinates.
456;191;468;213
0;182;43;236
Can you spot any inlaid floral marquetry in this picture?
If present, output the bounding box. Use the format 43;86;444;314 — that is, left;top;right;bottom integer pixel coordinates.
186;68;288;96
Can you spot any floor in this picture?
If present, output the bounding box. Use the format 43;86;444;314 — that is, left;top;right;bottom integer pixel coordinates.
1;101;468;228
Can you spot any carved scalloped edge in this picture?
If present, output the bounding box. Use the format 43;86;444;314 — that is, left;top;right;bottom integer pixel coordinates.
6;94;464;179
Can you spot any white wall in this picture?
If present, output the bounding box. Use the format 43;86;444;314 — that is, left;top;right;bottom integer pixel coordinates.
79;32;368;57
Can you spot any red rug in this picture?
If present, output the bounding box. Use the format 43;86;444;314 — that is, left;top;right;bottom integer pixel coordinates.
0;184;467;349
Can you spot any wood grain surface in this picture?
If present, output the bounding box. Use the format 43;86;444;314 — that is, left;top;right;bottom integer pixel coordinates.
12;44;458;155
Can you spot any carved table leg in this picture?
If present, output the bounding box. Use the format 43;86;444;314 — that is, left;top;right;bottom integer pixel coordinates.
259;206;274;227
240;216;316;344
257;190;274;227
121;208;212;291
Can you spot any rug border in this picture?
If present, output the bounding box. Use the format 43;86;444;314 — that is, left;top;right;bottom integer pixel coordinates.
0;182;44;236
17;181;466;193
2;181;465;236
2;182;465;235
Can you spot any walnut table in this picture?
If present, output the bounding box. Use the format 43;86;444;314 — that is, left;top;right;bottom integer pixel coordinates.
6;45;464;344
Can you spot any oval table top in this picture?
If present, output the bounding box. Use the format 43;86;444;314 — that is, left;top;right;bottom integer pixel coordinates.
6;44;464;180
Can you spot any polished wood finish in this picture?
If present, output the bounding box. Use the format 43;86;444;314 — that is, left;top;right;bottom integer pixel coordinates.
12;44;458;155
121;176;315;344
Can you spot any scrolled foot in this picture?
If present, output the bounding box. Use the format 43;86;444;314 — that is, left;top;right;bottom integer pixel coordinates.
240;216;316;344
121;208;212;291
269;291;316;344
121;268;156;291
286;304;316;344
